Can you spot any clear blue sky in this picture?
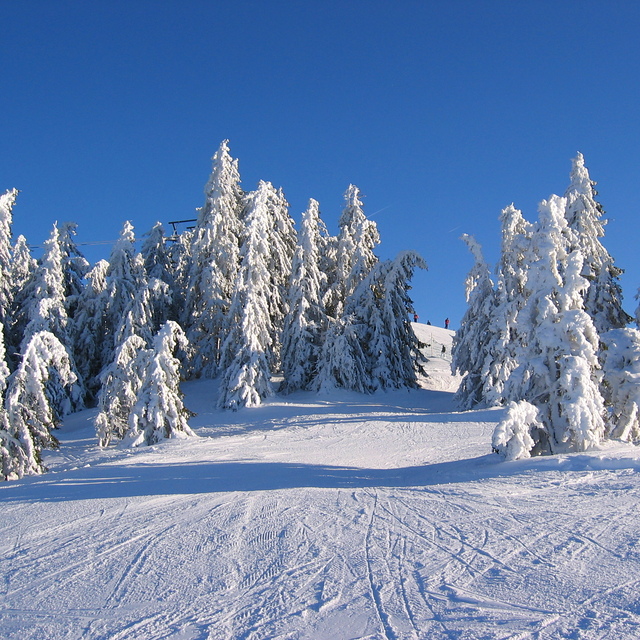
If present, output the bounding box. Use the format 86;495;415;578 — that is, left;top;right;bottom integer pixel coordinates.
3;1;640;328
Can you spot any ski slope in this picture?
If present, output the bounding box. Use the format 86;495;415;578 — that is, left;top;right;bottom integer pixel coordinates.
2;324;640;639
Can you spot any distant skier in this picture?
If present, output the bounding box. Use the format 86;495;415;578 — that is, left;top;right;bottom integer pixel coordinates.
445;318;450;329
441;345;446;355
413;313;419;322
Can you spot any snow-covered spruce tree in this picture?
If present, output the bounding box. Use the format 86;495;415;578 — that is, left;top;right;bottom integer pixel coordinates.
20;224;70;346
0;189;17;330
58;222;90;319
5;235;37;367
482;205;535;407
0;407;31;480
5;331;78;473
100;221;148;372
324;185;380;319
280;199;329;394
127;321;195;446
502;196;606;455
141;221;171;282
69;260;110;401
115;276;172;348
451;235;496;409
260;182;296;370
599;328;640;443
563;153;631;332
217;183;275;410
368;251;427;390
0;323;27;480
94;335;149;447
167;228;193;321
140;222;181;320
313;314;370;394
18;224;84;412
314;251;426;393
183;140;244;378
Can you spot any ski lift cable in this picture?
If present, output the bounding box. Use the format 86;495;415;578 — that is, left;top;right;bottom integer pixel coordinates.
28;218;198;250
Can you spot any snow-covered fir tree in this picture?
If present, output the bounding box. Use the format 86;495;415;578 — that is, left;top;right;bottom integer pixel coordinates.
600;328;640;443
167;228;193;321
20;224;70;347
324;185;379;319
0;189;17;329
95;334;149;447
217;182;276;410
5;331;79;474
0;407;33;480
451;235;496;409
280;199;328;394
313;314;370;394
314;250;426;393
368;251;427;390
141;222;172;282
563;153;631;332
16;224;84;412
115;277;172;348
58;222;90;318
184;140;244;378
260;182;296;370
140;222;180;321
482;204;535;406
69;260;110;401
0;323;26;480
99;221;147;372
6;235;37;367
501;196;606;454
127;321;195;446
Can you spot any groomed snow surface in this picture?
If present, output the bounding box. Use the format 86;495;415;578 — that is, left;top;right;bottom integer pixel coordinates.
3;324;640;640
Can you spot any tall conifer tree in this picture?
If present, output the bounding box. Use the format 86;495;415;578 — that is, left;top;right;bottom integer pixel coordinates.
218;182;275;409
281;199;328;393
563;153;630;332
184;140;244;378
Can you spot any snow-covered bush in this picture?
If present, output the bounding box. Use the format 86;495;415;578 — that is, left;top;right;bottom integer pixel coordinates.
492;400;544;461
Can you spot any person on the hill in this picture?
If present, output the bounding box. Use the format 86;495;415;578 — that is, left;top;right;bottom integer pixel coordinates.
445;318;450;329
413;313;419;322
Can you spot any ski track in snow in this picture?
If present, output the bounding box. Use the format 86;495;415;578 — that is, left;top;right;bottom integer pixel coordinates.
3;326;640;639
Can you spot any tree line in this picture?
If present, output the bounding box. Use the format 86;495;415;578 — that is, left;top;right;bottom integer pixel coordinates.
0;141;425;480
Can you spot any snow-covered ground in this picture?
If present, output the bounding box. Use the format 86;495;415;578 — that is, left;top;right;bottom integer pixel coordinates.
3;324;640;639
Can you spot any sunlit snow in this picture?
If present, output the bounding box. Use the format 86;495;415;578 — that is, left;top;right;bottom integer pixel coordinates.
2;324;640;639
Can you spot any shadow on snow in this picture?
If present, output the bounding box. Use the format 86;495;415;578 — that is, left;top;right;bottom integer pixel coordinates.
3;449;637;503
